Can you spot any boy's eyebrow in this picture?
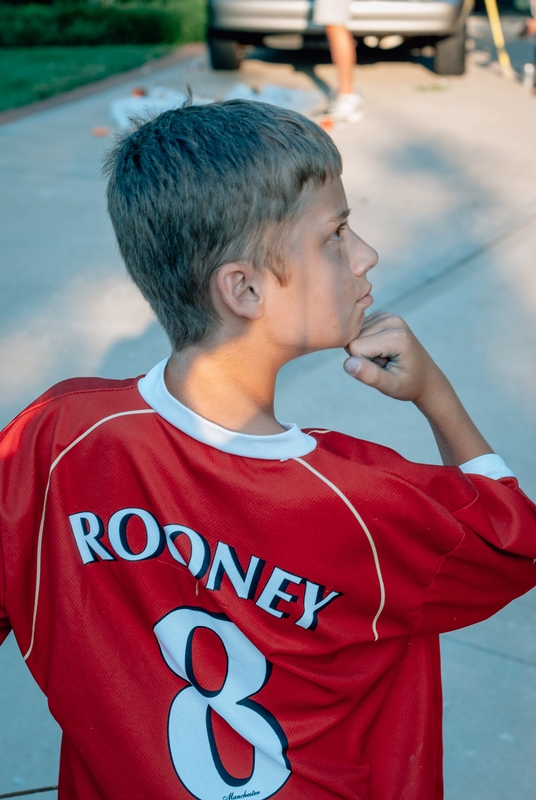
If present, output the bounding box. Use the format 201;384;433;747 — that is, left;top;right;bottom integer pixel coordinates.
328;208;352;224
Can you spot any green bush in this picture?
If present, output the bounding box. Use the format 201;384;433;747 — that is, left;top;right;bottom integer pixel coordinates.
0;4;185;46
513;0;531;11
0;45;174;110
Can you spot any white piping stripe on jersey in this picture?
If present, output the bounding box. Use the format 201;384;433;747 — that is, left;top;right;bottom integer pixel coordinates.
23;408;157;663
293;457;386;642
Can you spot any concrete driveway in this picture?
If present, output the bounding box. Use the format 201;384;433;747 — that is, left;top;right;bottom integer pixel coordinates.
1;18;536;798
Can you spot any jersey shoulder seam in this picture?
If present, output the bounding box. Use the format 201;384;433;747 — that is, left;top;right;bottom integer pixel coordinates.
310;438;478;515
1;382;146;436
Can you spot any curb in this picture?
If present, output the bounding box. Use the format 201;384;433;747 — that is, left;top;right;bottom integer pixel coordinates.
0;42;205;127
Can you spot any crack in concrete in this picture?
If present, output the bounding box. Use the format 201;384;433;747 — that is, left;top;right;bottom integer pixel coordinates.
443;633;536;670
0;788;57;798
389;208;536;311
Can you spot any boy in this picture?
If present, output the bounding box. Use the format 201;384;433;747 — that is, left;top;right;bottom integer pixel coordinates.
1;100;536;800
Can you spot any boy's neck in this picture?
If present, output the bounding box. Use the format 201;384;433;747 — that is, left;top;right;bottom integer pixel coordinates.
164;341;287;436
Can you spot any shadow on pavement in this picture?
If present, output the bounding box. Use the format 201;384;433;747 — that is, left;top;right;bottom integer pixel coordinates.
247;42;437;91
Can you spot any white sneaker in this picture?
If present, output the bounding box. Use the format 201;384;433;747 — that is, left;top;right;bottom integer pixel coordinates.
325;92;363;123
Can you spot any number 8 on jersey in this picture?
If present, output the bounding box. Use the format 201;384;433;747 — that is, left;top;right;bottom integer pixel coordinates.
154;607;291;800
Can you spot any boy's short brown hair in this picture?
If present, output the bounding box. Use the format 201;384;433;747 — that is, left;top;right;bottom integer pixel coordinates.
104;99;342;351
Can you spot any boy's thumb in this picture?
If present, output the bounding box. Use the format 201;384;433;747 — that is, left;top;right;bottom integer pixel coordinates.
343;356;363;375
343;356;385;389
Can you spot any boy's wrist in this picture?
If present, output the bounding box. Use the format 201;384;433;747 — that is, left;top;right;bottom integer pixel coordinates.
411;362;454;418
412;371;493;465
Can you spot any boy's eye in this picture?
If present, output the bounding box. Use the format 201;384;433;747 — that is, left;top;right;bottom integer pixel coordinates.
332;222;347;241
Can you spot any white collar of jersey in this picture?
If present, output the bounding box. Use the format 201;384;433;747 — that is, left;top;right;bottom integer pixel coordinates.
137;359;317;460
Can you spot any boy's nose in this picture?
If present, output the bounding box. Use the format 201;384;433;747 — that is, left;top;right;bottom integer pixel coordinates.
352;243;378;277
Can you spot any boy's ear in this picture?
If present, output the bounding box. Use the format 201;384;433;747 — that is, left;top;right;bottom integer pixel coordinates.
213;262;265;320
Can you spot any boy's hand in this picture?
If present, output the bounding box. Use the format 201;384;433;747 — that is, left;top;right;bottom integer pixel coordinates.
343;311;494;465
343;311;447;408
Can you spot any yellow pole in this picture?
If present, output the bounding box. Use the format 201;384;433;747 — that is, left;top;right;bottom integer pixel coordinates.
483;0;515;78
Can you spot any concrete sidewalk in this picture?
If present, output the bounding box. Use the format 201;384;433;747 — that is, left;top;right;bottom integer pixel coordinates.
1;22;536;797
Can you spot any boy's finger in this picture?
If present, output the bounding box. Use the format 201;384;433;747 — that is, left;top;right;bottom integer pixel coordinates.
373;356;390;368
346;332;399;363
343;356;395;391
358;311;402;333
359;309;390;325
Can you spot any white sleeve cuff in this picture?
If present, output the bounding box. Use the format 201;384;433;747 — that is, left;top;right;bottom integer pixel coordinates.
459;454;516;481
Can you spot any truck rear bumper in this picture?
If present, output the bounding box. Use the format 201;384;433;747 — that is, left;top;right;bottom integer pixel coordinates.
210;0;465;38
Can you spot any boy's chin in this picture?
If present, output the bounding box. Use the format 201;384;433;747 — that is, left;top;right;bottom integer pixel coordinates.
345;326;365;350
295;325;364;355
307;337;359;354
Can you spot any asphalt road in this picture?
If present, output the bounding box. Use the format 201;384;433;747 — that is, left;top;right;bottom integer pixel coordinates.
1;18;536;798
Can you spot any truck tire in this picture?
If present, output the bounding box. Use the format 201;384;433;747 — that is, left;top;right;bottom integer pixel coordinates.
433;26;466;75
208;36;243;70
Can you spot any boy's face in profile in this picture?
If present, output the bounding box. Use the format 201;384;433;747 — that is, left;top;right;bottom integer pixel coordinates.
263;176;378;356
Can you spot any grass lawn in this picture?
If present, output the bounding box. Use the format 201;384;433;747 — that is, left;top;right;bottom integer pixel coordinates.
0;44;178;113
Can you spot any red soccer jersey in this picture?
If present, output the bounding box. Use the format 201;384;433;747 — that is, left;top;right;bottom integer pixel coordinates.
1;360;536;800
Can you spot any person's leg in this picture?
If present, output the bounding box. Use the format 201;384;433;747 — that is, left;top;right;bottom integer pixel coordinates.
325;25;356;95
313;0;362;120
324;25;362;121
